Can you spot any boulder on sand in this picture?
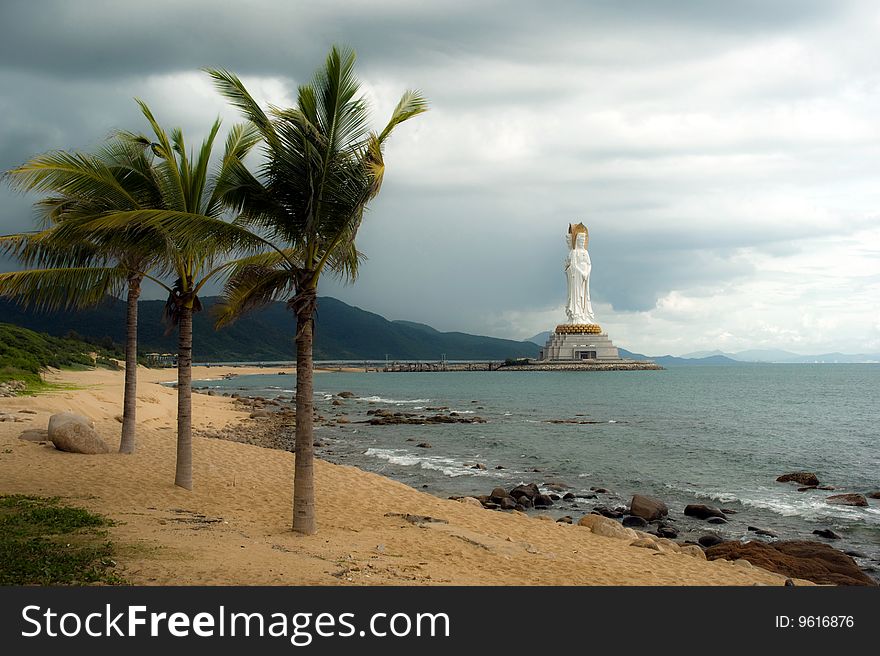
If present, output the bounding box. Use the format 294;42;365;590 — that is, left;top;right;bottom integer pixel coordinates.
629;494;668;521
47;412;109;454
577;514;638;540
776;472;820;486
705;540;877;586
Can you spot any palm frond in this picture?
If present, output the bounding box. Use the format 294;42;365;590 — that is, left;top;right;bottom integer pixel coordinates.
205;68;278;147
378;89;429;143
214;266;295;327
0;266;127;312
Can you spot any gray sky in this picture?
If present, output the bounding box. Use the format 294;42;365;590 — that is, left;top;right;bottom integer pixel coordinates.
1;0;878;355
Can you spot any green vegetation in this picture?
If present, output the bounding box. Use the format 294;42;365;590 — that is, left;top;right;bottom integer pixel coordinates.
0;495;124;585
0;323;122;392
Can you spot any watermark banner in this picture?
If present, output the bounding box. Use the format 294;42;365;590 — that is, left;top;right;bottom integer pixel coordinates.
0;586;873;653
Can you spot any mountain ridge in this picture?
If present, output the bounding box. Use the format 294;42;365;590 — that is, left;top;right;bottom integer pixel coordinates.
0;296;539;362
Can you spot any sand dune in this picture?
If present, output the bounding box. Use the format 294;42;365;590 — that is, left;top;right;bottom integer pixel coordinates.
0;366;794;585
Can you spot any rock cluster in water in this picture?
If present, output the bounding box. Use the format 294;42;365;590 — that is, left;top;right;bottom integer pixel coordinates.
364;408;486;425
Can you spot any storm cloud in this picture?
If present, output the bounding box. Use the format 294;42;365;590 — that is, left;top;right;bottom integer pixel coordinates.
1;0;878;354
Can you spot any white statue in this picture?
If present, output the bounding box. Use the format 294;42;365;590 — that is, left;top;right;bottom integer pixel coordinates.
564;223;595;324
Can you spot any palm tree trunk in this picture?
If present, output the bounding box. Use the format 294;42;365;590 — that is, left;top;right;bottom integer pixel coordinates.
292;305;317;534
174;303;193;490
119;275;142;454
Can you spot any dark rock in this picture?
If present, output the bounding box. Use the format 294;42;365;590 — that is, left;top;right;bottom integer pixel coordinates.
751;528;779;538
707;516;728;524
622;516;648;528
698;535;724;548
544;482;570;492
331;399;343;406
490;487;510;502
867;491;880;500
556;516;573;524
776;472;820;486
720;508;737;514
817;485;836;491
510;483;540;500
472;463;487;470
562;492;576;500
629;494;668;521
549;494;561;501
798;486;818;492
482;502;499;510
705;540;877;586
517;496;533;509
533;494;554;507
844;550;867;558
656;526;678;539
590;487;610;494
592;505;623;519
416;442;432;449
514;504;527;512
826;493;868;507
499;497;518;510
684;504;726;520
812;528;842;540
495;465;505;470
337;391;356;398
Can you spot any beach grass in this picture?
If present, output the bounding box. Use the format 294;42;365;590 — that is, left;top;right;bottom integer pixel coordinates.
0;495;125;585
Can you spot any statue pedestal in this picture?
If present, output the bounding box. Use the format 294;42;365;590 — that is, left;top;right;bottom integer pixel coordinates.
538;324;621;362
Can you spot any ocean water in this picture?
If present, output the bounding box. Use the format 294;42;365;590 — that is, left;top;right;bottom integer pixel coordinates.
194;365;880;574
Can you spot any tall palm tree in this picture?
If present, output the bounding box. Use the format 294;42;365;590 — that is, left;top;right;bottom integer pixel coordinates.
48;100;271;489
0;134;169;453
206;46;427;533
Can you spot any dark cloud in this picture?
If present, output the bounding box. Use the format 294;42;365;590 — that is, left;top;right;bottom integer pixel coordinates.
0;0;877;352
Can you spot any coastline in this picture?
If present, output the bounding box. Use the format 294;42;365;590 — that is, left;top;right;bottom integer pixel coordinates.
0;366;800;585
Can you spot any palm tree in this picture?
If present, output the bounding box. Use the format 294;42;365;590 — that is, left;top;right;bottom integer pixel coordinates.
206;46;427;533
0;134;169;453
48;100;270;489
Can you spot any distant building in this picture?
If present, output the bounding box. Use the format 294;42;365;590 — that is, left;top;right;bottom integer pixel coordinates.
145;352;177;368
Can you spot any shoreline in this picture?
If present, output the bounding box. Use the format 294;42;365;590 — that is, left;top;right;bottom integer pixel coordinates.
0;366;815;586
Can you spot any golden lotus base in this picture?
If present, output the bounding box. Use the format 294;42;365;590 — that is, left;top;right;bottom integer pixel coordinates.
555;323;602;335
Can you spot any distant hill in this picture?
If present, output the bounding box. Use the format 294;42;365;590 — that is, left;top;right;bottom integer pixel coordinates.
528;331;552;346
618;347;740;366
680;347;880;364
0;296;539;362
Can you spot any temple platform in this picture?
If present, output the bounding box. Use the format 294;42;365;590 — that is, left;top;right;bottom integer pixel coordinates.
539;324;620;362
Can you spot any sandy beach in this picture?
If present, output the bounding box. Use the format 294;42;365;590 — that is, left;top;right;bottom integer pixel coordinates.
0;366;797;586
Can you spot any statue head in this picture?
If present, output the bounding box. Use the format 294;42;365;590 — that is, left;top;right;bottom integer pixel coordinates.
568;222;589;250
